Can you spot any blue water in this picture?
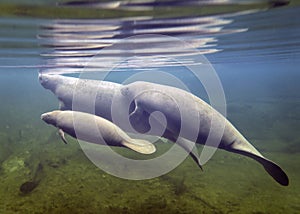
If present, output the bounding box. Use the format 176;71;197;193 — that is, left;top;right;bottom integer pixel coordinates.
0;1;299;213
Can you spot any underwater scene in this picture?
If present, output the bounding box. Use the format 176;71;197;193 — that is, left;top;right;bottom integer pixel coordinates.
0;0;300;213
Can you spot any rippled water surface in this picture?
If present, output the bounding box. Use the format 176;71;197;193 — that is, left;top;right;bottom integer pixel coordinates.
0;0;300;213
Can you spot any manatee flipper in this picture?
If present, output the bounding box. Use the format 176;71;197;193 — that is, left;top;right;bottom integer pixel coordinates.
121;139;156;154
129;99;202;169
129;100;151;133
58;129;68;144
59;100;67;110
176;137;203;171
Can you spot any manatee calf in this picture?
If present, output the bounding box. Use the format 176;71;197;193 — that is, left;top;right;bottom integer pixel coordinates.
120;81;289;186
41;110;156;154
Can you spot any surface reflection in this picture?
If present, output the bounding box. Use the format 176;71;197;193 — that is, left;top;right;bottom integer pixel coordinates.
39;14;247;74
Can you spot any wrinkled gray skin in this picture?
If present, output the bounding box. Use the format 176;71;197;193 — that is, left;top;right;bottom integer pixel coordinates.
39;73;121;121
39;74;289;186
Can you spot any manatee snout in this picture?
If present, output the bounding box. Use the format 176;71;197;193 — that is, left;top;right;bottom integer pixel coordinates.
39;73;59;90
39;73;49;88
41;111;60;126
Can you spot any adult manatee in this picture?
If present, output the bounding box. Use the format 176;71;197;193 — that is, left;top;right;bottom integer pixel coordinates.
120;81;289;186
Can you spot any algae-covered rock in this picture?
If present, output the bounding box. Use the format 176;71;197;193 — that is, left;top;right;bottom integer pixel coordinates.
20;180;39;194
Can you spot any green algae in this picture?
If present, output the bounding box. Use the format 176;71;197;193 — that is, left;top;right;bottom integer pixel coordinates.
0;137;299;213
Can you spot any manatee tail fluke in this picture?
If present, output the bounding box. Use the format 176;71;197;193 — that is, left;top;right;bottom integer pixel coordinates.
122;139;156;154
227;140;289;186
255;156;289;186
230;149;289;186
